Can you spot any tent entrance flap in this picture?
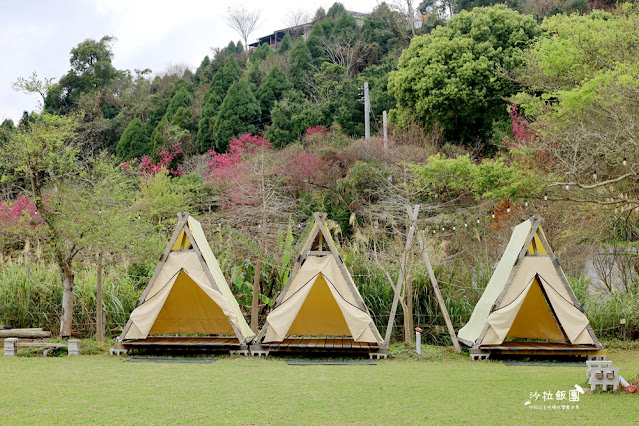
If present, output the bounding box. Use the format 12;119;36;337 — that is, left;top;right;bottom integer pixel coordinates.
505;277;565;342
149;271;235;336
288;274;351;336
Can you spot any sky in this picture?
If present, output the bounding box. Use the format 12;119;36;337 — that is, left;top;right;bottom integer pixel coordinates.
0;0;380;123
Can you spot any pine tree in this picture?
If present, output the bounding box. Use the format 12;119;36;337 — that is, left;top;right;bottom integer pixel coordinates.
278;34;293;53
256;66;293;123
116;118;150;160
213;80;261;151
289;38;313;93
196;58;241;153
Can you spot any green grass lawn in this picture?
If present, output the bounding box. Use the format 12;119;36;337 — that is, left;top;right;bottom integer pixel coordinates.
1;345;638;424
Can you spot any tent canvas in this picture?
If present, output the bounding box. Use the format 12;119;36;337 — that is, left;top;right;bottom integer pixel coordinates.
118;213;254;343
458;216;601;349
255;213;384;345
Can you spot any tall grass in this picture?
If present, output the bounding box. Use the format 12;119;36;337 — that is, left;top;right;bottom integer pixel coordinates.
0;258;140;337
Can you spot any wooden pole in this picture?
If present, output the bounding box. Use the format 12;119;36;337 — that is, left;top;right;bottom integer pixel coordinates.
417;232;461;354
96;251;104;342
384;204;420;346
364;82;370;142
383;110;388;155
251;223;266;332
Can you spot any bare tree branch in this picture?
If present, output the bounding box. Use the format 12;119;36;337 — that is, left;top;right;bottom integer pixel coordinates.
225;6;262;51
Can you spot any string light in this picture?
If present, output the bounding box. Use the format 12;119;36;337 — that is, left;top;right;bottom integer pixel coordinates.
524;201;528;207
452;226;456;231
506;207;511;213
623;157;627;166
491;211;495;219
593;169;597;180
565;184;569;190
476;218;480;224
464;222;468;228
432;229;436;234
544;194;548;201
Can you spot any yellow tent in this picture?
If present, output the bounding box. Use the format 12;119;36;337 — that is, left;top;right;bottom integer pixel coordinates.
458;216;602;351
255;213;383;346
118;213;254;343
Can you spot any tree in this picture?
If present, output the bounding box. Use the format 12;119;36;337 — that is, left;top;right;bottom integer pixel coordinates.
116;118;150;160
256;67;293;123
196;58;241;153
225;7;261;54
0;114;155;336
289;38;314;93
265;91;325;146
278;34;293;53
213;80;261;151
509;8;639;213
388;5;540;145
44;36;120;114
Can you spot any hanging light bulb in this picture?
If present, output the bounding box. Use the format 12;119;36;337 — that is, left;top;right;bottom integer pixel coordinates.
453;226;456;231
544;194;548;201
491;211;495;219
565;184;569;190
623;157;627;166
476;218;480;224
524;201;528;207
506;207;511;213
442;227;445;232
464;222;468;228
432;229;436;234
593;169;597;180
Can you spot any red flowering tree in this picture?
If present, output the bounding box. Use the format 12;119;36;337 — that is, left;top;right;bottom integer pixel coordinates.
121;142;184;176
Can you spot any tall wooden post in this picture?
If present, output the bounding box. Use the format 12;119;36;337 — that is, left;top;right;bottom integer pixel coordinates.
384;204;420;346
251;221;266;332
96;251;104;342
383;110;388;155
364;82;370;142
417;232;462;353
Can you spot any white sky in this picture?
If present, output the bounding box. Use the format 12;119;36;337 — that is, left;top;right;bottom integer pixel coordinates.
0;0;380;123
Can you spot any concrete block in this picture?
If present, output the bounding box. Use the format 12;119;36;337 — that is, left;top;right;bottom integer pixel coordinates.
586;360;613;378
67;339;81;356
588;367;619;391
4;338;17;356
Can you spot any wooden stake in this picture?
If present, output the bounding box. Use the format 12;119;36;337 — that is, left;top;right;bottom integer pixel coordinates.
417;232;461;354
383;110;388;155
384;204;420;346
96;251;104;342
364;82;370;142
251;223;266;332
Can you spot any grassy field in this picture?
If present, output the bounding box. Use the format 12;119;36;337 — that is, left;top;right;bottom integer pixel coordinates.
1;344;638;424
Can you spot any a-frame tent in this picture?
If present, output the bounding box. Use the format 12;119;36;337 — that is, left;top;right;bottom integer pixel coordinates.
116;213;254;353
251;213;386;358
458;216;604;359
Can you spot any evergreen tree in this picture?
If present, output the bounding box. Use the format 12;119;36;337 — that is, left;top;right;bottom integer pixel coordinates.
289;38;313;93
236;41;245;54
196;58;241;153
213;80;261;151
165;87;192;120
251;43;272;62
116;118;150;160
266;90;325;147
256;66;293;123
278;34;293;53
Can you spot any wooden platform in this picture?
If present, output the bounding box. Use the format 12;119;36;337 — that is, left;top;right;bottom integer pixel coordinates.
471;341;607;359
119;337;248;355
250;337;388;358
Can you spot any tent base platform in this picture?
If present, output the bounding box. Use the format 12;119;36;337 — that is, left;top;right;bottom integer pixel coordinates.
470;342;606;360
118;337;249;355
250;338;387;359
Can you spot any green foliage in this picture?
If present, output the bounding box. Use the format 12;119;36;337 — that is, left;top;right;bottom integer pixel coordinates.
278;34;293;53
196;58;241;153
256;66;293;123
388;5;540;145
251;43;272;62
213;80;261;151
44;36;120;114
289;38;313;92
411;154;546;201
136;170;191;227
265;91;325;147
0;118;15;146
116;118;150;160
